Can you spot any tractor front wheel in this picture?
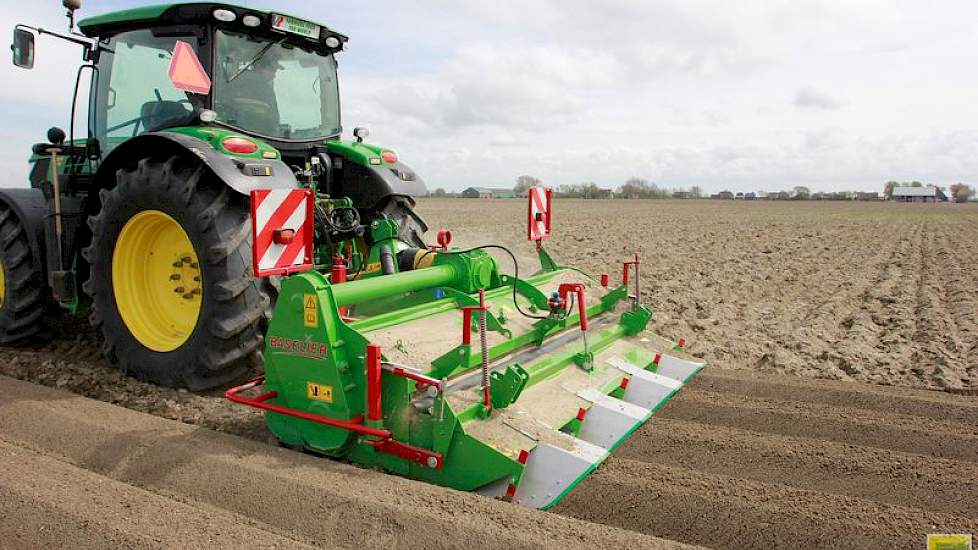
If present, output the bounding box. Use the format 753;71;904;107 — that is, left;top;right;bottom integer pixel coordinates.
83;156;265;390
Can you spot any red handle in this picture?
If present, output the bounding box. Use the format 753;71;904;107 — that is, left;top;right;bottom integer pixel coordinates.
557;283;588;332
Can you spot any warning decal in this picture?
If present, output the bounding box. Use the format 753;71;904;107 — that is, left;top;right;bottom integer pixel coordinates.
527;186;552;241
307;382;333;402
303;293;318;328
250;188;314;277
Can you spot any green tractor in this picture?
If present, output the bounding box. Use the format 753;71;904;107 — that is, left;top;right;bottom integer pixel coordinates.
3;1;428;389
6;1;707;507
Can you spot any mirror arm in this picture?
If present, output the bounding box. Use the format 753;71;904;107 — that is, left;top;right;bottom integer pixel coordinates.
18;24;95;53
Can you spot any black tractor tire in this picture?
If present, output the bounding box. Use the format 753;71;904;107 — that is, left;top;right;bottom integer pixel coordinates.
0;204;50;343
83;156;266;390
380;195;428;249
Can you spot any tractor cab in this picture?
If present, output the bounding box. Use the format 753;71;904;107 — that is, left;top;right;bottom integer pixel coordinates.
2;1;428;390
15;3;347;159
77;4;347;155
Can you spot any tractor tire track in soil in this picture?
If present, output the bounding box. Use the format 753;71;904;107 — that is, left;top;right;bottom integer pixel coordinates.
555;368;978;549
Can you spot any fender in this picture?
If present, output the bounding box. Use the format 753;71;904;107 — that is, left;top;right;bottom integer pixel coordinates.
0;188;48;277
325;140;427;208
93;131;298;197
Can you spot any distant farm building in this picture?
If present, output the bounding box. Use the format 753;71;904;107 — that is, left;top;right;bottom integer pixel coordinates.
461;187;517;199
890;186;946;203
744;192;757;200
673;191;692;199
712;191;735;200
855;191;880;201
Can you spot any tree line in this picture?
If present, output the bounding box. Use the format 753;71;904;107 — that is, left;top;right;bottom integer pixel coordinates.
427;177;975;202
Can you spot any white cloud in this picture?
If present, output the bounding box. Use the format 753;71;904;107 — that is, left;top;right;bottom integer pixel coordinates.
3;0;978;193
794;87;842;111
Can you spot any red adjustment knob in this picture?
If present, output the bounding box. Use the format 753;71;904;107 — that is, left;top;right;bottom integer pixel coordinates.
600;273;609;287
437;230;453;249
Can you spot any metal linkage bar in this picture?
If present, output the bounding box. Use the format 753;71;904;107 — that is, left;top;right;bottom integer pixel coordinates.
226;373;444;469
381;362;443;390
226;376;389;439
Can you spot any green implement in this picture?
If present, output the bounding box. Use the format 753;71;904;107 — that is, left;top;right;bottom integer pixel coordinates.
228;188;703;509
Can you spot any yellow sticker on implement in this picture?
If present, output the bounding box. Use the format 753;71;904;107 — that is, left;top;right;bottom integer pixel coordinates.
303;293;318;327
928;534;973;550
307;382;333;402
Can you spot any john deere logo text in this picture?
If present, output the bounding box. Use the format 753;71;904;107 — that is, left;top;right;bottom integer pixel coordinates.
268;336;328;360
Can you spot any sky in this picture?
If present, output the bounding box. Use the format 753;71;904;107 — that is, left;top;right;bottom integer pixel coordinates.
3;0;978;193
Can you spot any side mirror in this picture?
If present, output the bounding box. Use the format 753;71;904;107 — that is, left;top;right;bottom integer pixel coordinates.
11;28;35;69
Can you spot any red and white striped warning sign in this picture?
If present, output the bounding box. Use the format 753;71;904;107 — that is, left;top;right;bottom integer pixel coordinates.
250;189;314;277
527;186;553;241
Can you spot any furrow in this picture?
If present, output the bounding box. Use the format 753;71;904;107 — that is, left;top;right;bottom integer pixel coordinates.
555;458;978;550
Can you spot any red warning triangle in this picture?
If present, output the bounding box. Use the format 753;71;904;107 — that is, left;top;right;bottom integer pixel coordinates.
168;40;211;95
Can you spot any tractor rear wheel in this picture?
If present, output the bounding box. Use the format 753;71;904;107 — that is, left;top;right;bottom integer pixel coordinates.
0;204;49;343
83;156;265;390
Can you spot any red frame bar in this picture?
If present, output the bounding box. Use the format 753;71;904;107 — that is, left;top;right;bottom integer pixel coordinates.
382;364;443;390
226;375;444;469
460;300;488;346
331;254;348;317
225;376;390;439
366;343;383;422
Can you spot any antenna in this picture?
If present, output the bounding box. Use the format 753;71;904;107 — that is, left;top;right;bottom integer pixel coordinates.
63;0;81;31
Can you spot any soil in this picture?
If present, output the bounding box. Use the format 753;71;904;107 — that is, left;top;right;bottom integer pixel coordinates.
1;198;977;549
418;198;978;391
554;368;978;549
0;376;695;550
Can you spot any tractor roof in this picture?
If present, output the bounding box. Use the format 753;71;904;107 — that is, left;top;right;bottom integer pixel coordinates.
77;2;344;44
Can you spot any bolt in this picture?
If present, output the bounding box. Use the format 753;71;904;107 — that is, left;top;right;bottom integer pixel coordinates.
426;456;438;468
171;261;182;268
174;287;185;293
191;288;201;295
190;262;199;269
180;256;192;263
193;276;200;282
182;293;194;300
170;274;181;281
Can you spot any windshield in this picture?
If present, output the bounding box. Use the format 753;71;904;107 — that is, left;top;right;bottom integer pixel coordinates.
214;30;340;141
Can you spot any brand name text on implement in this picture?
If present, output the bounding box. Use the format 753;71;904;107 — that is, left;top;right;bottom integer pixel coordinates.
268;336;328;359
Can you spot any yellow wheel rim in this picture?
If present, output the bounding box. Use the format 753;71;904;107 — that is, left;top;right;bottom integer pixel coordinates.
0;257;6;309
112;210;202;352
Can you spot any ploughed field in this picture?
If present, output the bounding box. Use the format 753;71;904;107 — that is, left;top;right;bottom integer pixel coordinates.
420;198;978;391
1;198;977;549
